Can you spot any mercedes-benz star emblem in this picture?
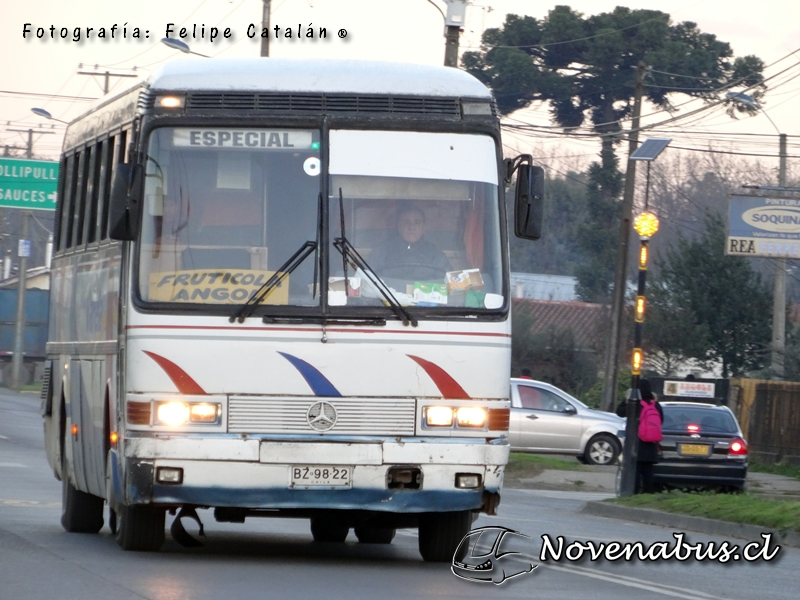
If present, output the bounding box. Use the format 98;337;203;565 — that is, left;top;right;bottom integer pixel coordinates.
306;401;338;431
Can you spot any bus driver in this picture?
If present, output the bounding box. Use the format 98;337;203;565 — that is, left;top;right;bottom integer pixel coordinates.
368;204;451;281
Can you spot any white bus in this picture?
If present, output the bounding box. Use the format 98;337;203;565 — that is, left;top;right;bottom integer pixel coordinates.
41;58;542;561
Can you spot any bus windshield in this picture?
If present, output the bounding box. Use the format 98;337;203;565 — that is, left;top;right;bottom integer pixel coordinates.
328;130;503;311
137;127;504;313
138;127;322;307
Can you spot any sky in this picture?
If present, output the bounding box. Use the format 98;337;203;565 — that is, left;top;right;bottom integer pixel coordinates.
2;0;799;167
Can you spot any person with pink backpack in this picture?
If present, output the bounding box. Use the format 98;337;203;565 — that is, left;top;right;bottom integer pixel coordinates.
616;379;664;493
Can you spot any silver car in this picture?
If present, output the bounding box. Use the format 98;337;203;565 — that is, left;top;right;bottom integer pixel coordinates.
509;378;625;465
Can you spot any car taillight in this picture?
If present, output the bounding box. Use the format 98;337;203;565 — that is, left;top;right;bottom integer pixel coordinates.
729;438;747;456
687;424;699;433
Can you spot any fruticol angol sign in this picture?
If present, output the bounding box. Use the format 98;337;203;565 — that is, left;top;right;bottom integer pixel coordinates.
0;158;58;211
727;194;800;258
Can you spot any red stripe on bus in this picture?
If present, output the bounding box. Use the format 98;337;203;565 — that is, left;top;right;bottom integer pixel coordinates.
406;355;470;399
142;350;207;395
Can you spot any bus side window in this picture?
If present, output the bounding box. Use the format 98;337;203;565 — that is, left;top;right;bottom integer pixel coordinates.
82;142;101;245
72;148;90;248
93;138;112;243
57;153;77;251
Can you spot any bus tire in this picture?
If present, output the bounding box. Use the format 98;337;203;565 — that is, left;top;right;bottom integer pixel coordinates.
310;518;349;543
116;504;166;551
354;525;396;544
418;510;471;562
60;439;104;533
61;474;105;533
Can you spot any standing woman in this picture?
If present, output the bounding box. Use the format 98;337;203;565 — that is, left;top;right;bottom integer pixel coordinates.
617;379;663;493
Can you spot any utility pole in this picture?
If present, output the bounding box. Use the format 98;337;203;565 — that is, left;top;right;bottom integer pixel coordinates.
600;62;647;413
6;128;55;158
261;0;271;57
443;0;467;68
771;133;788;377
11;211;31;389
78;70;138;94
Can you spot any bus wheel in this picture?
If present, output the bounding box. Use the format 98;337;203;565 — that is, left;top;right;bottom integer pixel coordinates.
418;510;471;562
60;449;104;533
116;504;166;551
108;507;117;535
354;525;396;544
310;518;349;543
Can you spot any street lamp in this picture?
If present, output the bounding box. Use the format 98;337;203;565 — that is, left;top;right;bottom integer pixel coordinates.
160;38;211;58
618;137;669;498
727;91;788;378
30;107;68;124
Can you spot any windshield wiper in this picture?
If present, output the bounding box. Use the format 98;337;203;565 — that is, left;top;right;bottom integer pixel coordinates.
333;236;418;328
333;187;416;327
229;241;317;323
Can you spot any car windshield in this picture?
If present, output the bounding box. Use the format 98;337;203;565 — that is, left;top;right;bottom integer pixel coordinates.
662;405;739;434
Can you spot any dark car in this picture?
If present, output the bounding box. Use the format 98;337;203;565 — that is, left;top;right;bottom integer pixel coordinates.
653;402;748;492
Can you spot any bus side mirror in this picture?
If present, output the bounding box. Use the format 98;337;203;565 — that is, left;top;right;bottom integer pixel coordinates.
514;164;544;240
109;163;143;241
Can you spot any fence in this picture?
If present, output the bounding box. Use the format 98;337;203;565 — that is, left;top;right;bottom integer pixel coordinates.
729;379;800;466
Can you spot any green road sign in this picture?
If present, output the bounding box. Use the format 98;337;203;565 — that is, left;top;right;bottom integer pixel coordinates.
0;158;59;211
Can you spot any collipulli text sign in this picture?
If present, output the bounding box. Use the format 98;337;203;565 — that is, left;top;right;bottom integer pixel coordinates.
727;195;800;258
0;158;58;211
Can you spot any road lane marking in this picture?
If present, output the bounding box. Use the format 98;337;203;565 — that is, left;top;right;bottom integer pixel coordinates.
0;499;60;507
533;561;728;600
0;463;26;468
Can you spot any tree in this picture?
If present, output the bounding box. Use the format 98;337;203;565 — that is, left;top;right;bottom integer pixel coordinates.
649;213;771;377
463;5;764;300
508;170;589;275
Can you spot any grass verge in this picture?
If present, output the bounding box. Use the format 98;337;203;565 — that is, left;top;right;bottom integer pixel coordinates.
609;491;800;534
749;461;800;481
505;452;585;481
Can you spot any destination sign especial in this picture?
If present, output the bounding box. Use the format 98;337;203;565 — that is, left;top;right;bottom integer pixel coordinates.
173;129;314;150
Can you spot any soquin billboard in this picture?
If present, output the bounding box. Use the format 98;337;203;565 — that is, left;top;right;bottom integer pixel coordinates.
727;195;800;258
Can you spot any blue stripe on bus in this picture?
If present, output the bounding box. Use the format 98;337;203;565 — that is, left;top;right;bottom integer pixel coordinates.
277;352;342;397
150;485;485;512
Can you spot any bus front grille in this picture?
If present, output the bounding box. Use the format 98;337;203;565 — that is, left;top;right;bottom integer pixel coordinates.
228;396;416;435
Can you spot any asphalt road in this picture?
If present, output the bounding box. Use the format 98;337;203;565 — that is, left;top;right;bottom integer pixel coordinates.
2;388;799;599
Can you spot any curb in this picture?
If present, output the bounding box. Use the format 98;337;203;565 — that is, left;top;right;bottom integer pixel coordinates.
582;501;800;548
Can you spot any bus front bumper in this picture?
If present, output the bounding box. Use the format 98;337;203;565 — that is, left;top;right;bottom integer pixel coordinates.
116;436;509;514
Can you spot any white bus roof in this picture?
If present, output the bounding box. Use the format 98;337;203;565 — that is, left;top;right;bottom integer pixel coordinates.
147;58;492;99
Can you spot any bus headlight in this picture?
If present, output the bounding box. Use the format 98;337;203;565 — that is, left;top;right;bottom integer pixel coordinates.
154;401;221;426
455;407;487;428
155;402;190;426
425;406;454;427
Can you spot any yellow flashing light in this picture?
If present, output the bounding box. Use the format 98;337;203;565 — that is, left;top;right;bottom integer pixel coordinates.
639;244;649;269
635;296;646;323
632;348;643;375
634;212;659;238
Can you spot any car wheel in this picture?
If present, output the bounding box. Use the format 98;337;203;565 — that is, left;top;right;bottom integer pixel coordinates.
584;434;621;466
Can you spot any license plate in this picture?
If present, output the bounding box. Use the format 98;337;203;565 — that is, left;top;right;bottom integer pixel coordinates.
679;443;711;456
290;465;352;488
